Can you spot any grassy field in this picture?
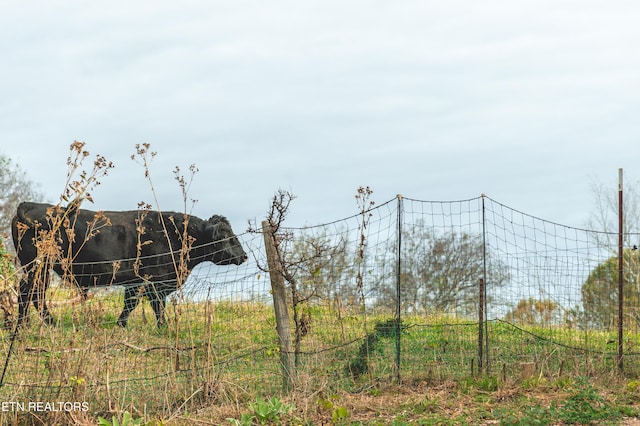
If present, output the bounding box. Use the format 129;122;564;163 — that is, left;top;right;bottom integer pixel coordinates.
1;288;640;425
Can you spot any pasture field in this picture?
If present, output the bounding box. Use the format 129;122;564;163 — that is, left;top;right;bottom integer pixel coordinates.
1;289;640;425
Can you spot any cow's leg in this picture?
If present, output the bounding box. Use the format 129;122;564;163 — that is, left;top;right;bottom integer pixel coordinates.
145;285;166;328
32;297;54;325
117;286;141;327
17;270;54;327
16;277;32;328
149;297;166;328
31;270;54;325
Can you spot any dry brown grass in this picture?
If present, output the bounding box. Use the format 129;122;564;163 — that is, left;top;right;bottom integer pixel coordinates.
168;377;640;425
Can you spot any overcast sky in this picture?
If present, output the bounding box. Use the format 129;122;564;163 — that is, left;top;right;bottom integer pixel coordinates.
2;1;639;230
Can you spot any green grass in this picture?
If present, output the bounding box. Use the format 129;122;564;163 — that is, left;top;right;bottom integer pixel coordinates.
1;290;640;424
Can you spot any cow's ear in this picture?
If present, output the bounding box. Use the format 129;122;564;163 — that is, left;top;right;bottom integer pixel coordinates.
209;215;224;223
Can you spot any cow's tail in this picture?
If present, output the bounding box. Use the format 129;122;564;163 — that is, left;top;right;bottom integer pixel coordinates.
16;202;78;227
15;202;35;227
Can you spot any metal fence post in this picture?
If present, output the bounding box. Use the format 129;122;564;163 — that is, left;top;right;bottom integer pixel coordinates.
618;169;624;373
481;195;490;374
395;194;403;383
478;278;484;375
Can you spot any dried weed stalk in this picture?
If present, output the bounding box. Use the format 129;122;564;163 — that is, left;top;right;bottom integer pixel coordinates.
131;142;203;412
22;141;114;321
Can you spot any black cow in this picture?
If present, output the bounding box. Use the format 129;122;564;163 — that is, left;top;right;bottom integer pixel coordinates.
11;202;247;328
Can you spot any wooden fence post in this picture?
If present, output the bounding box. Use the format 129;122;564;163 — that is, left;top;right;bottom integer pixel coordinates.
261;220;294;392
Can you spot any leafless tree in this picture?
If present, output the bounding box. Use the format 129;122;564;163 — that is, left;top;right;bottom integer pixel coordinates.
375;222;509;316
0;154;44;242
288;229;352;303
585;176;640;253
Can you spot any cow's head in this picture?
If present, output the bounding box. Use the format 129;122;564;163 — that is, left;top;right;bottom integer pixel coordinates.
205;215;248;265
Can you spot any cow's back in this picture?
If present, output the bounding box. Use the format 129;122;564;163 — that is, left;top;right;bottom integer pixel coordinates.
68;209;197;288
12;202;208;289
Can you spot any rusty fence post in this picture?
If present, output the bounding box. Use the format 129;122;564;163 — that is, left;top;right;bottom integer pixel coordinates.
618;168;624;373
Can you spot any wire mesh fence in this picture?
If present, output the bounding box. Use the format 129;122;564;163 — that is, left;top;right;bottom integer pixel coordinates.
1;194;639;420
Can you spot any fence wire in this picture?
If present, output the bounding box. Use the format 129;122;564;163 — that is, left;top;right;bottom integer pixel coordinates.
1;195;639;419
